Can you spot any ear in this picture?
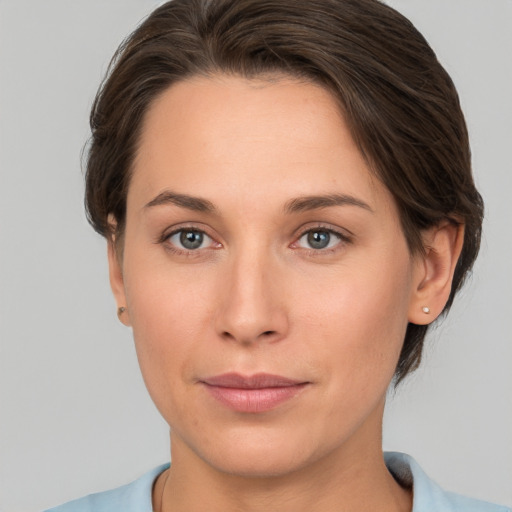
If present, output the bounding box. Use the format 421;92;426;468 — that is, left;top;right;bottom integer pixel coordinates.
408;221;465;325
107;234;131;327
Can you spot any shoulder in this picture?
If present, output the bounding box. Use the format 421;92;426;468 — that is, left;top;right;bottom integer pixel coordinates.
43;464;169;512
384;452;510;512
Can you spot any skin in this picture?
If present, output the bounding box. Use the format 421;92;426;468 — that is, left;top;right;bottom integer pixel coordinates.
109;74;464;512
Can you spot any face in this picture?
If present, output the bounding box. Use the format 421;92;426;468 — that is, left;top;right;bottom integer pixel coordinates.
111;74;424;477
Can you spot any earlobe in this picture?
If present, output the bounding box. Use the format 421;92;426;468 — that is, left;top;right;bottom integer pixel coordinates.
107;237;131;327
408;221;465;325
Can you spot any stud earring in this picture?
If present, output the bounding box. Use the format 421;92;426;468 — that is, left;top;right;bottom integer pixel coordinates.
117;306;127;318
422;306;430;314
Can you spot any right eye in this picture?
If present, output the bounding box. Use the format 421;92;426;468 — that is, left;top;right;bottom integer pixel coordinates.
167;229;214;251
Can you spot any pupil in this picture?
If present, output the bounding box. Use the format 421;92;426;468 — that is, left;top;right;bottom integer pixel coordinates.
308;231;330;249
180;230;203;249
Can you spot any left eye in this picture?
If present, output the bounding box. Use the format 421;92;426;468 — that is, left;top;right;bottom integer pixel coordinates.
297;229;342;250
168;229;212;250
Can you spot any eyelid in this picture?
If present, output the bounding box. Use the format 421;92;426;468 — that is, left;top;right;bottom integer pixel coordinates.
294;222;353;241
158;222;213;241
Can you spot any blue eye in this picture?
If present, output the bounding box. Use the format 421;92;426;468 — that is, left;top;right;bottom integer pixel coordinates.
298;229;342;250
168;229;212;250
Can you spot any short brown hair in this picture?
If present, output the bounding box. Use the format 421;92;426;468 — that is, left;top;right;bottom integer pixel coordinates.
85;0;483;383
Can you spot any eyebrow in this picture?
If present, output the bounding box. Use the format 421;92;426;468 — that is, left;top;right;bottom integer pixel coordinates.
283;194;373;214
144;190;373;215
144;191;217;213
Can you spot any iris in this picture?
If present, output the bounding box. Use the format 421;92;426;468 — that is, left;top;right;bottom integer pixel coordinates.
307;230;331;249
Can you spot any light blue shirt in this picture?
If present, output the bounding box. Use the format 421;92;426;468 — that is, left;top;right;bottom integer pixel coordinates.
44;452;510;512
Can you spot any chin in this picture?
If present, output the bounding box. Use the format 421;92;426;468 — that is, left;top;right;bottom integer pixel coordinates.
183;423;333;479
206;445;312;479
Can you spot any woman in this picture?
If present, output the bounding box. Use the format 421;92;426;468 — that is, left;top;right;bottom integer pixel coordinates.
43;0;509;510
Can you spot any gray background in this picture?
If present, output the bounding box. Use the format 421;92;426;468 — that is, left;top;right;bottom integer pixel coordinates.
0;1;511;510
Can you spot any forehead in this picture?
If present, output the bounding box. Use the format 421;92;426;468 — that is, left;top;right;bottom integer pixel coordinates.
129;74;389;214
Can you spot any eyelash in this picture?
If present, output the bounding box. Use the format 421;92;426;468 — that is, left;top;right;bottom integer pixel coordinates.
293;225;352;255
158;224;352;257
158;225;220;257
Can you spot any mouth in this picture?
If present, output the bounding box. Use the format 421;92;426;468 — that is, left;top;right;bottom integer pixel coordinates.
200;373;310;413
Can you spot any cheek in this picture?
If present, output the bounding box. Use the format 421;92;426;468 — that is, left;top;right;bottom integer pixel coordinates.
293;252;412;395
122;254;217;414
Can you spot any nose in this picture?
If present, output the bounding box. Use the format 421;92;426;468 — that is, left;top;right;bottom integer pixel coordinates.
214;247;289;346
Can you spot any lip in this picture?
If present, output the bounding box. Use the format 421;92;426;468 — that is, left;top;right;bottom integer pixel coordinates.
200;373;309;413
